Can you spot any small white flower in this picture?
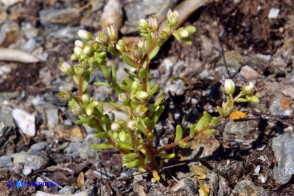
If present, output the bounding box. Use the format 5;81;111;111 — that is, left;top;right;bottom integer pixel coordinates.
118;93;127;103
77;30;92;41
135;105;147;117
224;79;235;95
111;123;120;132
106;24;118;41
127;120;137;130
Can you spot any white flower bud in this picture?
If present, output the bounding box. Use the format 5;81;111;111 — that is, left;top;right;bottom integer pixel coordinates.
58;62;73;75
83;45;92;55
116;39;126;52
111;123;120;131
77;30;92;41
167;9;179;27
74;40;84;48
224;79;235;95
148;15;158;32
74;47;83;56
179;28;189;38
242;82;254;95
135;91;148;100
139;19;148;30
127;120;137;130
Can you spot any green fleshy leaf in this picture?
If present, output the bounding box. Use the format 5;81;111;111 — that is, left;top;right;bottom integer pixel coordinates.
203;129;216;135
190;111;211;137
101;65;110;78
179;140;190;148
147;45;160;61
121;54;138;68
185;25;196;34
94;82;111;88
173;31;181;41
157;153;175;159
149;93;165;115
247;95;259;104
120;143;134;151
125;159;140;168
124;68;137;78
175;125;183;142
148;84;159;96
123;153;138;163
94;132;108;138
107;45;120;56
91;143;113;150
235;98;248;103
211;117;219;126
152;105;165;125
217;106;224;117
82;70;90;93
111;64;117;83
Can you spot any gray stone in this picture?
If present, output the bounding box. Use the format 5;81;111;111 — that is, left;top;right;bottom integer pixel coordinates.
269;98;293;117
29;142;48;152
165;79;186;96
11;151;48;171
22;165;32;176
39;8;80;25
224;120;259;144
45;105;59;130
0;108;15;137
59;186;75;195
66;142;82;158
0;155;13;168
232;180;268;195
272;133;294;184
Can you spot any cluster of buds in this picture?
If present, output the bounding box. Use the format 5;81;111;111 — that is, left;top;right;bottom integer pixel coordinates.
218;79;259;117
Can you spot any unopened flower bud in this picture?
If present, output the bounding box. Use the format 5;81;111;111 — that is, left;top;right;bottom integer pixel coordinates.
111;123;120;132
82;94;90;103
148;15;158;32
106;24;118;41
74;40;84;48
77;30;92;41
74;65;85;75
135;91;148;100
137;39;147;51
57;90;72;101
127;120;137;130
119;131;126;142
74;46;83;56
95;33;109;44
71;54;78;61
139;19;148;31
167;9;179;27
59;62;73;75
116;39;126;52
83;45;92;55
178;28;189;38
224;79;235;95
242;82;254;95
132;44;144;60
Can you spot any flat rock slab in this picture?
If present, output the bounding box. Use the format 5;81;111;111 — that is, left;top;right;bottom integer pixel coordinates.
272;132;294;184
